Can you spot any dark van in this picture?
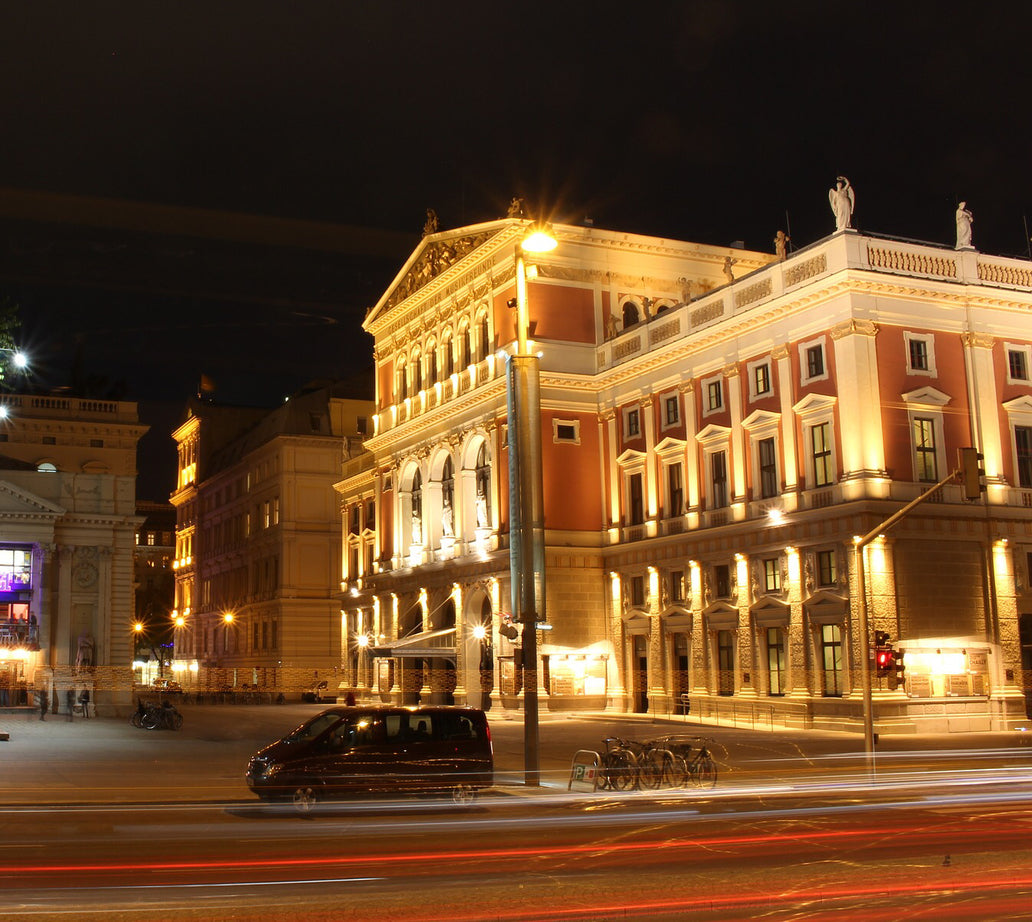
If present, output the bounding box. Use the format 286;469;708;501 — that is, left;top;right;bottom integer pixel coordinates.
246;705;493;812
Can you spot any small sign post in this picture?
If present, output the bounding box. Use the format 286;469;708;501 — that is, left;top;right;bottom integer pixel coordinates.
568;750;601;792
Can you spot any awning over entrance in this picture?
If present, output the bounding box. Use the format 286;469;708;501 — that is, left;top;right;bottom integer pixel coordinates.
371;627;456;662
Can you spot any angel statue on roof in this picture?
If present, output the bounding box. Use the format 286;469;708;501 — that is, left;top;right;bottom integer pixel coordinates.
828;176;855;231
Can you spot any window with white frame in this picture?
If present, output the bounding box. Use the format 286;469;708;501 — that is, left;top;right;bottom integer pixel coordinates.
624;407;641;439
663;394;680;428
748;358;773;400
1016;425;1032;488
553;419;581;444
793;392;838;492
817;548;837;587
703;374;724;414
799;337;829;384
763;557;781;593
1006;343;1031;384
758;437;778;498
912;417;938;482
904;331;936;376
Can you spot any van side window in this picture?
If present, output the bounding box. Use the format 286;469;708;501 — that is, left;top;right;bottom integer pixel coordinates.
407;715;434;740
438;713;475;740
384;714;405;743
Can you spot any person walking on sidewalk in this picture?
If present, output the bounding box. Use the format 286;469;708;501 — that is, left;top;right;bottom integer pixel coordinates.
65;688;75;722
79;688;91;719
38;687;48;721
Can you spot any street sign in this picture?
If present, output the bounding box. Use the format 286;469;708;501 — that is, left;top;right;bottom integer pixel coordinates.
568;750;601;792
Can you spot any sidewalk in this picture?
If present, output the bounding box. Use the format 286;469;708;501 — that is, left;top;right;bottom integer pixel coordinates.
1;703;1029;806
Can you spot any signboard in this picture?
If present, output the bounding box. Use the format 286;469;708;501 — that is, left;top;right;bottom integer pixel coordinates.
907;674;932;698
568;750;601;792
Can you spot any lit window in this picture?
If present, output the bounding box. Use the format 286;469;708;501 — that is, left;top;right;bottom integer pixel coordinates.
811;422;834;487
763;558;781;593
913;417;938;482
817;549;837;586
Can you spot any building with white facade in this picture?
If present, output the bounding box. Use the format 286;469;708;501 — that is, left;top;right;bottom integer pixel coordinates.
170;381;372;697
339;215;1032;735
0;393;146;714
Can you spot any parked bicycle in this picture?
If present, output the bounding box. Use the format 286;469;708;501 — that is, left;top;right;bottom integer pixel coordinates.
599;737;639;791
651;736;718;789
130;700;184;731
598;736;717;791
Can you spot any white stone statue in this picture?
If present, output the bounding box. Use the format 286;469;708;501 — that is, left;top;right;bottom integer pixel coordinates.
828;176;855;231
411;511;422;545
441;499;454;538
475;490;489;528
75;633;95;669
956;201;974;249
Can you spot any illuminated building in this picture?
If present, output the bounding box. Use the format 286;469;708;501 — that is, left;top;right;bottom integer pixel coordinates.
340;215;1032;734
0;393;147;714
170;381;372;696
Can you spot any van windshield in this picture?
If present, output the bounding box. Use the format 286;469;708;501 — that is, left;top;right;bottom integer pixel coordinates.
283;712;341;743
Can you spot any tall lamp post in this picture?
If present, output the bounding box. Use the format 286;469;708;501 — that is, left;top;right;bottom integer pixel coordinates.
507;222;557;786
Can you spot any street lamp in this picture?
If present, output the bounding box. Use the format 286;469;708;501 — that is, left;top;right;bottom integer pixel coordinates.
507;220;557;786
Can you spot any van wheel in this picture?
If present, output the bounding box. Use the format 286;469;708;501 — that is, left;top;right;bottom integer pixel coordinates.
451;784;477;806
292;785;319;815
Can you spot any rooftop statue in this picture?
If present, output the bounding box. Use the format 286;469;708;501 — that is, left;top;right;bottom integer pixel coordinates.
829;176;855;231
422;208;439;237
956;201;974;249
774;229;790;260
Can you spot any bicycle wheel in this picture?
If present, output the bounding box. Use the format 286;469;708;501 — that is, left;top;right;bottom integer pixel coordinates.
638;750;669;790
608;751;637;791
170;711;184;730
141;709;160;730
692;755;717;789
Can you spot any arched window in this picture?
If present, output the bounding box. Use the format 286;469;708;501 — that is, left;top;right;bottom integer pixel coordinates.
462;326;472;367
412;470;422;520
428;346;438;386
444;333;454;377
622;302;640;329
479;315;490;359
413;353;423;392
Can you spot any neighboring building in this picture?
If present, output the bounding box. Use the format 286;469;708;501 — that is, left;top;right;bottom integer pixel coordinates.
132;500;176;686
340;216;1032;734
170;380;372;696
0;393;147;714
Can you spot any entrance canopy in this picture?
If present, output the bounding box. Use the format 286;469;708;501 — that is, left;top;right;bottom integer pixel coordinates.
371;627;457;662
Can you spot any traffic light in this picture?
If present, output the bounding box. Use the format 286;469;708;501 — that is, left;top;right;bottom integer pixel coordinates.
874;631;894;676
959;447;986;500
891;651;906;690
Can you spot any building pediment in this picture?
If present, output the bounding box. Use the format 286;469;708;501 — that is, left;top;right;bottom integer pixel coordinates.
0;480;66;518
803;589;849;624
702;600;739;630
365;222;509;329
750;595;790;627
616;448;647;468
901;385;951;408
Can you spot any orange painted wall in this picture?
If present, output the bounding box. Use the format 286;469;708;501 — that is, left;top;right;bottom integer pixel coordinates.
495;282;597;345
540;410;604;531
378;357;395;409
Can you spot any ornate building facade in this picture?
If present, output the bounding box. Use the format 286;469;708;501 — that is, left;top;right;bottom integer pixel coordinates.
0;393;146;714
339;216;1032;734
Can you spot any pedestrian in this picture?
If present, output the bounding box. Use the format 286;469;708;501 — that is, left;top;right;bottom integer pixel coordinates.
38;687;48;721
345;690;356;706
65;688;75;722
79;688;91;719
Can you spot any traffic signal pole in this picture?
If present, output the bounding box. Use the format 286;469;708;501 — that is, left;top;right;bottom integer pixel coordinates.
853;459;974;776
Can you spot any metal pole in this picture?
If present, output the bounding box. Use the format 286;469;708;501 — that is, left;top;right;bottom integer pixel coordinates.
508;247;543;786
853;541;875;772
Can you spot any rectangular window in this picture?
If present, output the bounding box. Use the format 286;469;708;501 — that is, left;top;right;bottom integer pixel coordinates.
806;344;824;379
821;624;843;696
908;338;929;371
665;395;680;426
357;416;368;435
707;380;723;411
626;408;640;438
1009;348;1029;381
630;575;645;607
913;417;937;482
668;463;684;517
710;450;728;509
758;437;778;498
1017;426;1032;488
817;549;837;587
811;422;834;487
628;473;644;525
717;629;734;696
767;627;786;696
714;564;730;599
670;570;685;603
763;558;781;593
555;423;578;442
753;363;771;396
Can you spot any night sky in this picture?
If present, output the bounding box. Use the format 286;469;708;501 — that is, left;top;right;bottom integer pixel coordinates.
1;2;1030;496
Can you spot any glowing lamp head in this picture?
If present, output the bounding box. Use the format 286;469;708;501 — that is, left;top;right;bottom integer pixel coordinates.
356;634;370;648
520;224;557;253
12;351;27;369
133;622;144;634
222;612;234;625
472;624;487;641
